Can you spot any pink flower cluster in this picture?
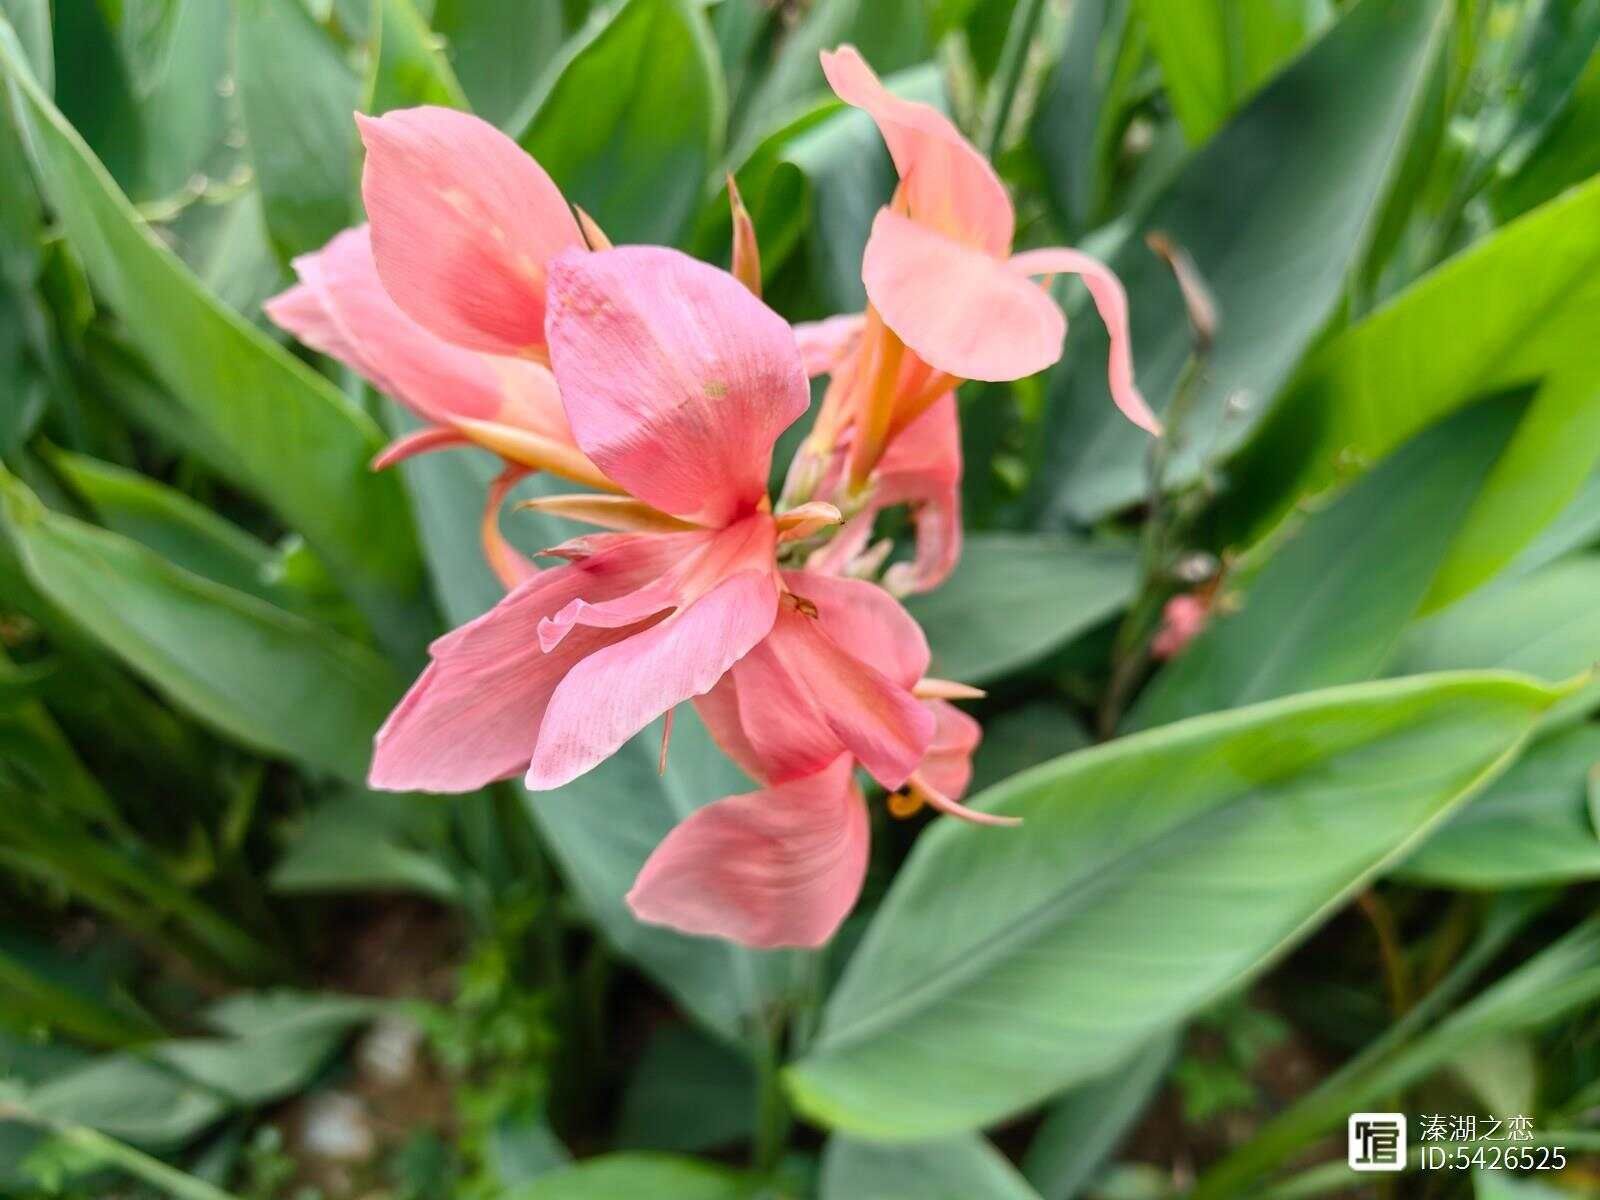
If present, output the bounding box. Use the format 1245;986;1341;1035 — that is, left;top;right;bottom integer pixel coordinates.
268;48;1153;948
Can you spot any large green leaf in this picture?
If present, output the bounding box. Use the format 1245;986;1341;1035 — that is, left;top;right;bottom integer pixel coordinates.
1031;0;1448;524
905;533;1137;685
820;1134;1042;1200
1400;725;1600;888
518;0;722;247
235;0;360;261
367;0;469;115
1129;395;1521;729
1234;176;1600;607
784;672;1559;1138
615;1024;755;1153
525;707;808;1045
430;0;562;130
25;1055;226;1148
0;19;427;654
0;467;401;782
1135;0;1318;144
504;1153;755;1200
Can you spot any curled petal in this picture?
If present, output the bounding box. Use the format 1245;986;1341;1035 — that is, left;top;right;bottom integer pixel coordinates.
370;534;685;792
482;466;536;591
371;425;469;471
358;107;583;356
910;771;1020;827
918;699;981;800
545;246;808;525
1010;246;1159;435
820;45;1013;254
863;209;1063;383
525;569;781;791
627;755;867;948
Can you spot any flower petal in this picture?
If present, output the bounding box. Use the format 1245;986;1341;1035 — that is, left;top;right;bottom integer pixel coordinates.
627;755;867;948
524;568;781;790
262;283;361;366
820;45;1013;255
793;313;865;378
545;246;809;525
862;209;1064;382
780;570;929;688
918;698;980;800
358;106;583;356
369;533;684;792
1010;246;1159;435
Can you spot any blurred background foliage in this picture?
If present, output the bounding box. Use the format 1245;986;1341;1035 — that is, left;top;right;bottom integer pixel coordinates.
0;0;1599;1196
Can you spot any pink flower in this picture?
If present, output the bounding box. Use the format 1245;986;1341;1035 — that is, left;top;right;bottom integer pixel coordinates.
627;570;1007;948
369;245;822;794
1151;592;1211;660
820;45;1159;432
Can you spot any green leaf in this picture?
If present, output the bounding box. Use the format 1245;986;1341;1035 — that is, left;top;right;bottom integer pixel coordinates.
1022;1032;1178;1200
45;448;279;602
1130;395;1523;729
0;19;428;655
0;0;48;93
615;1024;755;1153
270;786;463;902
235;0;360;262
518;0;723;247
367;0;470;115
430;0;563;130
1031;0;1448;524
905;533;1137;685
1493;50;1600;222
525;706;807;1045
1234;176;1600;607
1390;553;1600;728
785;672;1558;1138
504;1153;755;1200
1135;0;1317;144
1399;724;1600;889
26;1055;227;1148
0;931;163;1048
821;1134;1040;1200
968;701;1091;797
0;467;402;782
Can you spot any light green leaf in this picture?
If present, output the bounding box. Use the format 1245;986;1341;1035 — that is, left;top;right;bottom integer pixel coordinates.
519;0;723;247
525;707;807;1045
26;1055;227;1148
0;467;401;782
1235;176;1600;607
968;701;1091;797
504;1153;755;1200
906;533;1138;685
785;672;1558;1138
821;1134;1041;1200
1390;553;1600;728
235;0;359;261
1399;724;1600;888
1136;0;1319;144
0;0;48;93
1493;50;1600;222
1130;395;1522;729
1023;1032;1178;1200
270;786;463;902
1032;0;1448;524
367;0;470;115
0;19;427;654
430;0;563;130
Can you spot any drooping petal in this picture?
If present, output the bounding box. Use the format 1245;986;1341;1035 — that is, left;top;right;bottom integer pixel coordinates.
545;246;809;526
358;106;583;356
524;569;781;790
693;672;769;782
862;209;1064;383
820;45;1013;255
793;313;866;378
1010;246;1160;435
369;533;685;792
481;466;536;591
262;283;361;367
780;570;929;688
627;755;867;948
918;699;980;800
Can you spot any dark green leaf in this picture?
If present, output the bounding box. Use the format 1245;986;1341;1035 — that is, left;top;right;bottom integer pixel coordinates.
431;0;560;129
616;1024;755;1153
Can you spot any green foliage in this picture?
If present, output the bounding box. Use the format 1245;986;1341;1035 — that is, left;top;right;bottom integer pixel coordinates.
2;0;1599;1192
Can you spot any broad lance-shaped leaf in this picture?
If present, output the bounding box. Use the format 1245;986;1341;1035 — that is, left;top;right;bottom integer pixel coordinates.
518;0;723;247
821;1134;1042;1200
524;706;810;1046
1398;723;1600;889
784;671;1561;1138
1233;175;1600;608
366;0;469;116
1030;0;1448;524
430;0;562;131
0;19;429;658
906;533;1138;686
1129;394;1522;730
504;1153;755;1200
0;467;401;783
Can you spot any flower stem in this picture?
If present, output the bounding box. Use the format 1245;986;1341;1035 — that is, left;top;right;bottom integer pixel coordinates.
751;1012;792;1176
983;0;1049;160
0;1103;242;1200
